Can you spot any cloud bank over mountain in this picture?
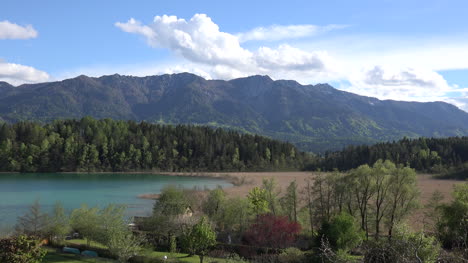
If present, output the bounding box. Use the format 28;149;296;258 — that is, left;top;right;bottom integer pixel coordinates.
115;13;468;112
115;14;334;80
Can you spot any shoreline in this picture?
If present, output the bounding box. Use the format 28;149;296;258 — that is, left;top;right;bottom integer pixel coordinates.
1;170;463;204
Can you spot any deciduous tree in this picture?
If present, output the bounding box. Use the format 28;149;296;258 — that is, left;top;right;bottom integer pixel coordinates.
247;187;269;216
15;199;47;237
318;212;364;252
182;217;217;263
70;205;100;247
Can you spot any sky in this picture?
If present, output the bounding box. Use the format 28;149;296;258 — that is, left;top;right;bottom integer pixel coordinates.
1;0;468;111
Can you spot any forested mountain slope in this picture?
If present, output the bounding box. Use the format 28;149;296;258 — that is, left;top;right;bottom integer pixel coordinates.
1;73;468;152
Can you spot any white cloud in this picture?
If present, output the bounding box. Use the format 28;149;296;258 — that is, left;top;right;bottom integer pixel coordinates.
0;21;44;85
289;35;468;112
116;14;253;68
337;65;468;112
115;14;333;80
115;18;156;44
446;97;468;112
294;34;468;73
346;66;452;100
237;24;347;42
256;44;330;71
0;61;49;85
0;20;38;40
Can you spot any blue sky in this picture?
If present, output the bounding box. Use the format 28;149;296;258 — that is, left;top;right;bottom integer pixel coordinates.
1;0;468;110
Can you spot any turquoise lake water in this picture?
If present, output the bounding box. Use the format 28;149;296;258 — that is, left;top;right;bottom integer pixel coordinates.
0;173;231;232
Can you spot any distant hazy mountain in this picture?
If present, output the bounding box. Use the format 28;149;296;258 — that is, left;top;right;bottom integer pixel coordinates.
1;73;468;152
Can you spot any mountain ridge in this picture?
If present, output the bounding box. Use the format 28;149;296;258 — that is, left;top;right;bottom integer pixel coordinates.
1;72;468;152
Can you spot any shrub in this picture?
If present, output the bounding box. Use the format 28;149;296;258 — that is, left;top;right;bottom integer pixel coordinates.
243;214;301;249
318;212;364;252
363;224;440;263
0;235;46;263
277;247;305;263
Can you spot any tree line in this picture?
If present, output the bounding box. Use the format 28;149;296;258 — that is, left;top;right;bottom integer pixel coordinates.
0;117;311;173
3;161;467;262
308;136;468;178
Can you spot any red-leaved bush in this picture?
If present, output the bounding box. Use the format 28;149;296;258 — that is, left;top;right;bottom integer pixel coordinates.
243;214;301;248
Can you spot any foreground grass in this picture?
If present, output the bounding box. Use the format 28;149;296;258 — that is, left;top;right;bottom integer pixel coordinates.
65;239;107;249
43;247;115;263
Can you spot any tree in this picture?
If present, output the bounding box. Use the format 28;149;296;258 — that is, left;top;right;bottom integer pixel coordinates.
70;205;100;247
45;202;71;242
169;235;177;254
154;185;191;216
310;173;344;225
261;178;280;215
281;180;298;222
371;160;393;240
182;217;217;263
140;212;181;249
203;187;226;222
436;183;468;250
243;214;301;249
0;235;46;263
69;203;139;260
386;165;419;238
217;197;251;235
15;199;48;237
349;164;375;238
79;144;100;173
318;212;364;253
108;231;142;263
97;204;128;245
247;187;269;216
303;176;316;235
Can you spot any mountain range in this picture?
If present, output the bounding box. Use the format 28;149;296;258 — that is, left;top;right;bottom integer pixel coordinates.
1;73;468;152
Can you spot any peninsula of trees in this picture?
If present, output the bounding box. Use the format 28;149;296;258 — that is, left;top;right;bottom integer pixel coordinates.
0;117;310;172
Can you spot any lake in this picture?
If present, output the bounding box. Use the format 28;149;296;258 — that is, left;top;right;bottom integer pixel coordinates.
0;173;232;232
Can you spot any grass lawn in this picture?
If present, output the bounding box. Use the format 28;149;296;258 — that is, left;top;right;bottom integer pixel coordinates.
43;248;115;263
63;239;244;263
65;239;208;262
141;249;203;263
66;242;210;263
65;239;107;249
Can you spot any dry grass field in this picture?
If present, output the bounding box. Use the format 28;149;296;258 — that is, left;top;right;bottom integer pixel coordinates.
163;171;462;202
159;171;465;229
